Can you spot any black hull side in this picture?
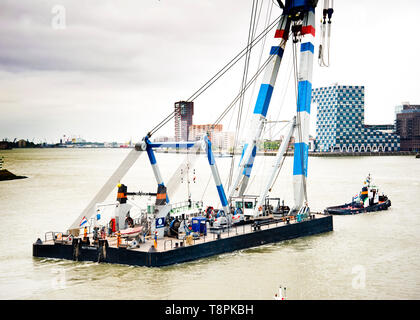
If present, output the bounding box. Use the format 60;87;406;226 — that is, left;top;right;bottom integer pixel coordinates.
324;200;391;215
33;215;333;267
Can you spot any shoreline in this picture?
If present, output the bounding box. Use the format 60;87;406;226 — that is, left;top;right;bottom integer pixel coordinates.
154;150;417;157
2;147;417;157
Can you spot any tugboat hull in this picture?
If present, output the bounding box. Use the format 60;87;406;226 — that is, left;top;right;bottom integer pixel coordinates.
324;199;391;215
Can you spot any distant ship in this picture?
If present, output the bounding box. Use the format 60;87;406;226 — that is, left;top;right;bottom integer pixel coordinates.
215;153;233;158
324;174;391;215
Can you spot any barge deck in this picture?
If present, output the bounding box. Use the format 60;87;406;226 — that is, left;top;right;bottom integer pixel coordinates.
33;214;333;267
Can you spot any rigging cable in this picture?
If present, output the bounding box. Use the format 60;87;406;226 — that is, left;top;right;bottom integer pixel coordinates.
217;53;275;188
228;0;260;190
267;121;291;193
200;171;213;202
268;148;287;192
212;53;275;127
239;0;274;151
147;14;283;137
271;41;294;130
213;17;290;128
187;3;270;103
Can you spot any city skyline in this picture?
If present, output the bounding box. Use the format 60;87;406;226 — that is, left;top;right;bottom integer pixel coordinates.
1;0;419;144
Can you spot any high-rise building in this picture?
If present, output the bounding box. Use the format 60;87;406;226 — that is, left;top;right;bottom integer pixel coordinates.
189;124;223;142
213;131;235;152
312;85;400;152
395;103;420;151
174;101;194;141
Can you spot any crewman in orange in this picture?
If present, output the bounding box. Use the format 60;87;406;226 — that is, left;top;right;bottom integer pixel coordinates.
154;231;158;249
116;231;121;248
83;226;88;240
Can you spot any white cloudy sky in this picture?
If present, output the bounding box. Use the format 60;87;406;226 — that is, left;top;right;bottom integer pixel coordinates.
1;0;419;143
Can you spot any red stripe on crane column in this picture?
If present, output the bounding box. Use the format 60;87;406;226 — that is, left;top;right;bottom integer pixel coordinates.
301;25;315;37
274;29;286;39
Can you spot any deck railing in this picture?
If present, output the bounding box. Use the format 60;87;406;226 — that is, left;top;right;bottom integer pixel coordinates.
170;200;203;215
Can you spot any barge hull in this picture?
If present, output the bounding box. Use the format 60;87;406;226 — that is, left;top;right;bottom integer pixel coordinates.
33;215;333;267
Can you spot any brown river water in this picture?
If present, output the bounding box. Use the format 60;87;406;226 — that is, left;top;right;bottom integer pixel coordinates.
0;148;419;299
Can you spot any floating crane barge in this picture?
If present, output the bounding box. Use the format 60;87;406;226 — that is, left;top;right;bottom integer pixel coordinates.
33;215;332;267
33;0;335;267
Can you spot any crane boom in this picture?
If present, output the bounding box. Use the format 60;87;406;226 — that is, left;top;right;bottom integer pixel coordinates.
229;14;290;199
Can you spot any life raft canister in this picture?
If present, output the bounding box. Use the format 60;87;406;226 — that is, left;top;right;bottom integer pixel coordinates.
117;183;127;204
155;184;167;206
116;231;121;247
110;218;116;233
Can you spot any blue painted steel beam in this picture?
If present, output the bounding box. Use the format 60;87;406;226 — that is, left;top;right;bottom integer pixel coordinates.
293;142;308;177
297;80;312;114
300;42;314;54
253;84;274;117
243;145;257;177
204;136;229;211
148;141;197;149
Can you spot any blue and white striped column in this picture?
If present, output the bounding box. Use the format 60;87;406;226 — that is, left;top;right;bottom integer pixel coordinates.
229;15;289;198
203;135;230;214
145;137;170;204
293;8;316;210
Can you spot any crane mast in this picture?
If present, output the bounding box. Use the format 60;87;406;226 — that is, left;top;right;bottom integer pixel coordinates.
292;2;317;211
229;0;320;213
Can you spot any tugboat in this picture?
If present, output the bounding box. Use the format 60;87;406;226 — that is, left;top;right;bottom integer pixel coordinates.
324;174;391;215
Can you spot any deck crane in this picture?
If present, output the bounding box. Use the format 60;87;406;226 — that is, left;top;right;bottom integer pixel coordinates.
229;0;333;215
68;135;229;237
